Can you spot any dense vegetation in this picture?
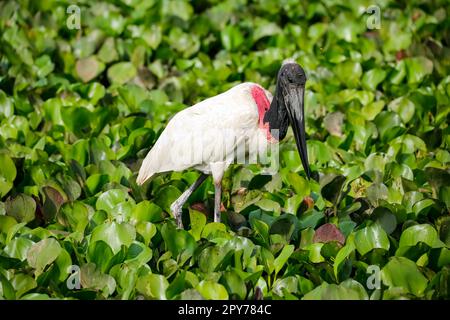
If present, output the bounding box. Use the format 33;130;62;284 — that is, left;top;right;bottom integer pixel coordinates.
0;0;449;300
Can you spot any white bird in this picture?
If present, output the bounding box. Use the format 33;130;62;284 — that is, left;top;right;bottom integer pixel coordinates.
137;60;310;228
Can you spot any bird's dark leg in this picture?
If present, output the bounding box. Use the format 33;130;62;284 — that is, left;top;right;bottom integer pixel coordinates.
170;174;208;229
214;181;222;223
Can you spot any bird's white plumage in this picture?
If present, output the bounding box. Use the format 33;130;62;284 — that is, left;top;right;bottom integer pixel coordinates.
136;82;274;185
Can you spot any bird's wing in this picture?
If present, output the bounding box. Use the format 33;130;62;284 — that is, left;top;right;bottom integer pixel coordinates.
136;83;268;184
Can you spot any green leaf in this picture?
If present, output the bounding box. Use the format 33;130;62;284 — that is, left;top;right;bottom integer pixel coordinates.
58;201;89;233
154;186;182;214
260;247;275;275
335;61;362;88
90;222;136;254
4;237;34;261
0;90;14;118
307;140;332;165
221;26;244;51
87;82;106;104
253;20;281;41
178;288;203;300
86;174;109;195
55;248;72;282
304;242;325;263
11;273;37;299
299;228;315;248
0;271;15;300
131;201;163;224
255;198;281;214
388;97;415;123
272;276;298;298
201;222;229;240
367;183;389;205
0;152;17;199
270;214;297;243
61;107;92;137
188;209;206;241
34;55;54;78
76;56;105;83
80;263;116;297
198;245;230;273
425;167;450;197
6;194;36;223
96;189;134;215
87;240;114;273
360;100;385;121
405;57;433;84
107;62;137;85
374;111;405;142
161;224;197;262
362;68;387;91
219;270;246;300
354;223;390;256
119;84;150;111
27;238;62;275
196;280;229;300
20;293;50;300
321;175;346;205
125;242;152;267
286;172;310;197
0;215;18;236
440;186;450;209
334;237;355;280
381;257;428;297
136;273;169;300
298;276;315;295
302;279;368;300
438;217;450;246
162;0;193;21
0;178;13;199
98;37;118;63
0;153;16;183
398;224;443;249
371;207;397;235
136;221;157;246
109;264;137;300
298;210;325;229
250;217;270;245
274;244;294;276
413;199;435;217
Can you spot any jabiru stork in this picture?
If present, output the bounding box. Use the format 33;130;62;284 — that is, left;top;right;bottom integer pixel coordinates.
137;59;310;228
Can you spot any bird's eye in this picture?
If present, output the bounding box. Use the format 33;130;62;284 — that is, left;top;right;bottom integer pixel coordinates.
287;74;295;83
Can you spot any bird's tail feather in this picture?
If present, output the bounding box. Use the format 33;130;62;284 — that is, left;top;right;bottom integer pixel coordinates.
136;173;150;185
136;169;154;185
136;158;154;185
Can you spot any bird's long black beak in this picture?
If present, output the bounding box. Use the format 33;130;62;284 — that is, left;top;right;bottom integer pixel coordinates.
284;85;311;179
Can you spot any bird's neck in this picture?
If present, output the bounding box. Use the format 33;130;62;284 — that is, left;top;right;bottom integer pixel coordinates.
262;86;289;141
250;85;274;142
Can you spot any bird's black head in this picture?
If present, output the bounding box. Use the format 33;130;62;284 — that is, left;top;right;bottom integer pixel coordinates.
278;62;307;87
276;60;310;179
